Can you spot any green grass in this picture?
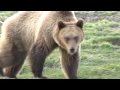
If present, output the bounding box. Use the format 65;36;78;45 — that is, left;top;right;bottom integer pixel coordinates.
78;19;120;79
0;11;120;79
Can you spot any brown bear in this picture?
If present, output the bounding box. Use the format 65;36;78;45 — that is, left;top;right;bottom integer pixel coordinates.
0;11;84;79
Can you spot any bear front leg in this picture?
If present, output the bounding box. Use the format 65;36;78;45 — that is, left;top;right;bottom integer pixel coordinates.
29;43;49;79
60;48;80;79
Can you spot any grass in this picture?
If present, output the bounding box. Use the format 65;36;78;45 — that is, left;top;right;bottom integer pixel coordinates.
0;11;120;79
78;19;120;79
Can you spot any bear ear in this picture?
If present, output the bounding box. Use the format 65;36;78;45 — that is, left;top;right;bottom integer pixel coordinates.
58;21;66;30
76;19;84;29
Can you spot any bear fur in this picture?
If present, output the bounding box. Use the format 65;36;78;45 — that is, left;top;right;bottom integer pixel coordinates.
0;11;84;79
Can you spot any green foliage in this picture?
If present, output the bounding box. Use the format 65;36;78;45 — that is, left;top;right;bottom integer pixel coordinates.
0;11;17;21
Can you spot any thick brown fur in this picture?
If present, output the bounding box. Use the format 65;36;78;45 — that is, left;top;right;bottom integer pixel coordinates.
0;11;84;79
60;48;80;79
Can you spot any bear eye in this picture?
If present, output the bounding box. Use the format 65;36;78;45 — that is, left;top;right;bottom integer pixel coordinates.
74;36;78;42
65;37;70;42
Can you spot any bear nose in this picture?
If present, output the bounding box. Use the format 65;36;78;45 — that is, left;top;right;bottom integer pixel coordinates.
70;48;75;53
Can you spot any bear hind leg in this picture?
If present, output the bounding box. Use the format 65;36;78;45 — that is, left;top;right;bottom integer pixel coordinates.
3;52;27;78
0;67;3;76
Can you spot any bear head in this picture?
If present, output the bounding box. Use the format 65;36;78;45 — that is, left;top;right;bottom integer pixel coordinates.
53;19;84;55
